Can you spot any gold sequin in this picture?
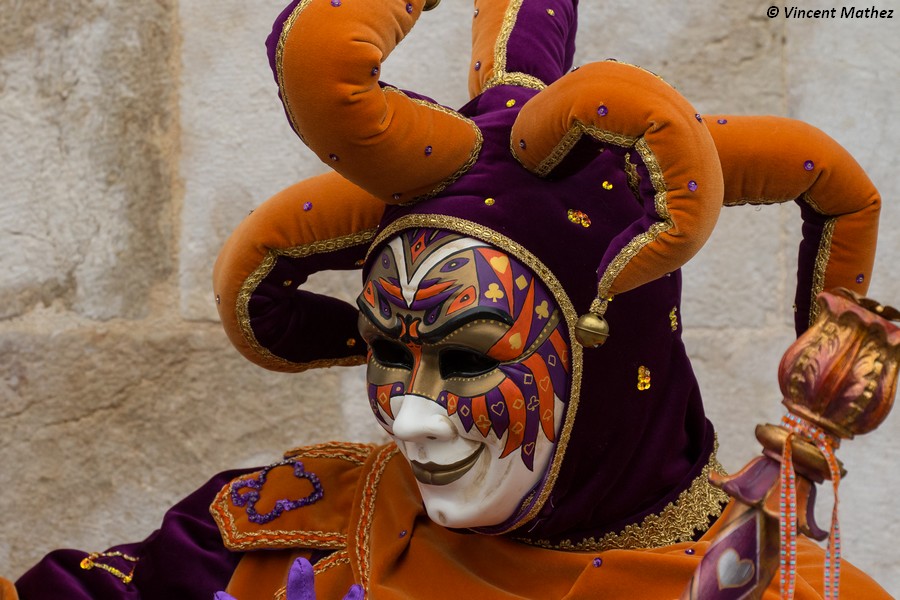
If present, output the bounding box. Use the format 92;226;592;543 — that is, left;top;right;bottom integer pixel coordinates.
567;209;591;227
546;8;556;16
282;280;293;287
637;365;651;391
506;99;517;108
669;306;678;331
485;197;495;205
346;338;357;347
602;181;613;190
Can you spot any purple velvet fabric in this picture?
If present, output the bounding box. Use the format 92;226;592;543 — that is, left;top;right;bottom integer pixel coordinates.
16;470;253;599
504;0;578;85
250;244;370;364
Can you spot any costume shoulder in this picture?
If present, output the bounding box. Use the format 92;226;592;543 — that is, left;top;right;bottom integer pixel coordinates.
210;442;379;552
14;469;250;600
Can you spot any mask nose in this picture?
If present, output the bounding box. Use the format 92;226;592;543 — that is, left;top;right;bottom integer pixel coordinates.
391;394;457;443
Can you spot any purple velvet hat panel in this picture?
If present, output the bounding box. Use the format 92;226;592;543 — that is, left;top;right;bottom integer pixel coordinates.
248;243;370;367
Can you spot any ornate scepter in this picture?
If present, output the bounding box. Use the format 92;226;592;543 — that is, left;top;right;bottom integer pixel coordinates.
682;288;899;599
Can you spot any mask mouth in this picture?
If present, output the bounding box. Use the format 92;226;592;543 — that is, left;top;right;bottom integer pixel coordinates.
409;444;485;486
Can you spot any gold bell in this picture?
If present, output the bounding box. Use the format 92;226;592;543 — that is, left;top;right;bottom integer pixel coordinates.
424;0;441;10
575;313;610;347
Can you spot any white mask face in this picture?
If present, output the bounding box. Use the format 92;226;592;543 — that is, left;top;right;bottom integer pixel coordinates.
358;231;570;528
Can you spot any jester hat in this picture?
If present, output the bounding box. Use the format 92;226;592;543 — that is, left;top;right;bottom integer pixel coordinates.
213;0;880;548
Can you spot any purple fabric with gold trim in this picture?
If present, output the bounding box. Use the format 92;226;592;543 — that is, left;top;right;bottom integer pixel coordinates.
242;0;850;548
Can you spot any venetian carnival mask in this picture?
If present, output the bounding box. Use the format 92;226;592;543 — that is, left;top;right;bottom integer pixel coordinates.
358;229;570;528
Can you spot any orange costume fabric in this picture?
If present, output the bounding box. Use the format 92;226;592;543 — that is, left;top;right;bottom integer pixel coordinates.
212;443;891;599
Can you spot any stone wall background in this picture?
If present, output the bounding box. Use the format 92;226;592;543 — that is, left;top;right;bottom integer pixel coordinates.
2;0;898;594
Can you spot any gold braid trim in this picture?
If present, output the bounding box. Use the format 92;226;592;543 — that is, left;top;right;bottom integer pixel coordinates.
368;215;583;535
624;152;641;199
212;483;349;551
519;446;730;551
275;0;312;142
810;217;836;327
526;122;640;178
483;72;546;92
596;138;672;300
236;228;378;371
480;0;547;93
283;441;376;466
355;445;400;591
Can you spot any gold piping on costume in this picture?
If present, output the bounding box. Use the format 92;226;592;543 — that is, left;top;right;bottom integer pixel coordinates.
236;228;378;371
596;139;671;300
211;445;375;552
314;549;351;575
284;441;376;466
528;122;640;178
519;446;730;551
369;214;583;535
275;0;312;141
480;0;547;94
211;487;348;551
624;152;641;199
355;445;399;592
810;218;836;327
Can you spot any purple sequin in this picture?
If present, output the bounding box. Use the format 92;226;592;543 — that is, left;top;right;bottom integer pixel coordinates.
399;530;408;538
717;118;728;125
688;180;698;192
329;153;339;162
392;193;402;201
474;61;481;71
230;460;324;525
425;146;433;156
519;139;526;149
856;273;865;284
371;67;379;77
406;3;413;13
695;114;703;123
804;160;815;171
685;548;696;555
474;8;479;16
592;557;603;568
331;0;341;6
597;105;608;117
303;202;313;211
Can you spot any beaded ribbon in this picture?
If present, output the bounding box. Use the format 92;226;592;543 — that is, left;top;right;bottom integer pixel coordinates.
230;460;324;525
79;551;139;585
779;413;843;599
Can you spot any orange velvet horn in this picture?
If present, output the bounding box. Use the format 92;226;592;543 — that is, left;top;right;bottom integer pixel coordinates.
512;61;724;314
706;115;881;329
275;0;482;204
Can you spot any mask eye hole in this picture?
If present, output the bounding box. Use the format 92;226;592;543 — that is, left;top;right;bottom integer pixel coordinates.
370;339;414;370
439;347;499;379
